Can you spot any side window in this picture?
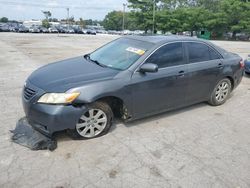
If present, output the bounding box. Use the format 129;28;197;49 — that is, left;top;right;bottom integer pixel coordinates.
145;42;184;68
187;42;221;63
187;42;210;63
209;48;221;60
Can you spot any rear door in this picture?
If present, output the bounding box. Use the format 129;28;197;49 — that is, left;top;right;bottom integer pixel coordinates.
185;42;223;104
130;42;189;118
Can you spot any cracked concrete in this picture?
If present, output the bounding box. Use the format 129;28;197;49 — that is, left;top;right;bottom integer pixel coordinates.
0;33;250;188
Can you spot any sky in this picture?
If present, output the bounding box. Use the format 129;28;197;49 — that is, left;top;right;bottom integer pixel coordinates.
0;0;127;21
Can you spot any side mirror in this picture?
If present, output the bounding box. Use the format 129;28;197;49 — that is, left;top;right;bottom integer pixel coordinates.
139;63;158;73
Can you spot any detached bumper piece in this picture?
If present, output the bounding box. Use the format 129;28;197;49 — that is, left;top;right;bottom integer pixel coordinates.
11;117;57;151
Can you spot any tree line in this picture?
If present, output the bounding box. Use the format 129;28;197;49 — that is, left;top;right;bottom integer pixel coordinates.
103;0;250;39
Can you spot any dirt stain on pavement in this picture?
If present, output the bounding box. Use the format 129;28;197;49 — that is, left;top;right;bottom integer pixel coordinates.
65;153;71;159
149;165;162;177
109;169;118;179
151;150;162;159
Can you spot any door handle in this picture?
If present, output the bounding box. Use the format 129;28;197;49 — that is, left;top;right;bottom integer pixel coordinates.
218;63;223;69
177;70;185;77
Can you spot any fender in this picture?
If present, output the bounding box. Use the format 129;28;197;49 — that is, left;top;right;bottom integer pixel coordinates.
68;71;134;116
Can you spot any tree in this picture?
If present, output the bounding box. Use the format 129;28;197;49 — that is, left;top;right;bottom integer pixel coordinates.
196;0;221;11
85;19;93;25
42;20;50;28
161;0;193;9
42;11;52;28
79;18;86;28
42;11;52;20
103;0;250;38
128;0;160;33
0;17;8;23
219;0;250;39
103;11;124;30
180;7;210;35
126;12;141;30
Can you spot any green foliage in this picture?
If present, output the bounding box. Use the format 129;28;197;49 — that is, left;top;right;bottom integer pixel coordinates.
103;11;124;30
42;19;50;28
42;11;52;20
42;10;52;28
128;0;158;32
79;18;86;28
0;17;8;23
219;0;250;38
103;0;250;39
84;19;102;26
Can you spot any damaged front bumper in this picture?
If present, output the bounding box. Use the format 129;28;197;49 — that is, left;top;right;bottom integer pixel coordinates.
22;81;87;136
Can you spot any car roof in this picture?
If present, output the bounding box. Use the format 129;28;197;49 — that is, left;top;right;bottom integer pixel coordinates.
125;35;230;59
125;35;204;44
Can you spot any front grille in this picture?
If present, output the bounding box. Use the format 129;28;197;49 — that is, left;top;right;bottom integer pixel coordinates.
23;87;36;100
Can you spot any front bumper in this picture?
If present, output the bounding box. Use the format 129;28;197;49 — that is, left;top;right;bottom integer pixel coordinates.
22;81;87;136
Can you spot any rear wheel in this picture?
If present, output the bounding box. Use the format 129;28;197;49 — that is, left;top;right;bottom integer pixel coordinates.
208;78;232;106
68;101;113;139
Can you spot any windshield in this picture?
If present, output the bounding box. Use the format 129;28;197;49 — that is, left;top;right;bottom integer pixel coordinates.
89;38;154;70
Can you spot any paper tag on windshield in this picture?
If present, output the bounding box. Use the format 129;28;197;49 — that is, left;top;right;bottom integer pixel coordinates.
126;47;145;55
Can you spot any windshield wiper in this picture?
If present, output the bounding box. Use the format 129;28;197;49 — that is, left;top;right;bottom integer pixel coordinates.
84;54;108;68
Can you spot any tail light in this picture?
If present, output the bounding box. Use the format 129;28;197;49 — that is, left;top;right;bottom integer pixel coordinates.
239;59;245;68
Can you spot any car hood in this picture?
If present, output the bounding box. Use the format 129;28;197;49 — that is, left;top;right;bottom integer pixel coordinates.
28;56;120;92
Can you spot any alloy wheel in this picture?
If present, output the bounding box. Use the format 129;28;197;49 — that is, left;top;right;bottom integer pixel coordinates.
215;81;230;102
76;109;107;138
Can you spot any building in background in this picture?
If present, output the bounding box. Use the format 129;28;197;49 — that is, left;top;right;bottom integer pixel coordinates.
23;20;42;27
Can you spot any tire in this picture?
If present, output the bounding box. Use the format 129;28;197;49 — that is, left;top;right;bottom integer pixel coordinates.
208;78;232;106
67;101;113;139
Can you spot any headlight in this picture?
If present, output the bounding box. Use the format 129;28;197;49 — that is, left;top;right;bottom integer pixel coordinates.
37;92;80;104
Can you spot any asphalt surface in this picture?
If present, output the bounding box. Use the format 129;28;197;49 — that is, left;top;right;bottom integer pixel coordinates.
0;33;250;188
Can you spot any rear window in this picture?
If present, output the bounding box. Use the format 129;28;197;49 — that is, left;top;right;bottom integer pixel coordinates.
187;42;221;63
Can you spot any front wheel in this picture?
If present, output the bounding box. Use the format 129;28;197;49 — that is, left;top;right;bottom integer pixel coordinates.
68;101;113;139
208;78;232;106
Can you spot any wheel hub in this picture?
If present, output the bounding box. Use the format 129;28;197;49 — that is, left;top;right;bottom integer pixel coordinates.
215;81;229;102
76;109;108;138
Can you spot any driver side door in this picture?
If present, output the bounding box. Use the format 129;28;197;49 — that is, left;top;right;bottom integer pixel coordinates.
129;42;188;118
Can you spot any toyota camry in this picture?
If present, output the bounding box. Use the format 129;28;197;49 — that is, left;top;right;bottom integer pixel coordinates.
22;36;244;139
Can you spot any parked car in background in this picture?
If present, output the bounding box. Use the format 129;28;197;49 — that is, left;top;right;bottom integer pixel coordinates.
244;55;250;74
236;33;250;41
73;27;84;34
29;27;40;33
48;27;58;33
0;24;10;32
123;30;132;35
22;36;244;139
82;29;88;34
96;30;107;34
86;29;96;35
9;26;16;32
133;30;145;35
55;26;65;33
40;27;49;33
65;27;75;34
18;26;29;33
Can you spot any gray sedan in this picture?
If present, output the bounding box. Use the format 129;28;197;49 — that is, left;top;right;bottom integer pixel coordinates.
22;36;244;139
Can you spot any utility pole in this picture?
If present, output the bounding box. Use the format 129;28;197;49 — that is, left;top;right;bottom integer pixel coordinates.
122;3;127;34
152;0;156;34
66;8;69;30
